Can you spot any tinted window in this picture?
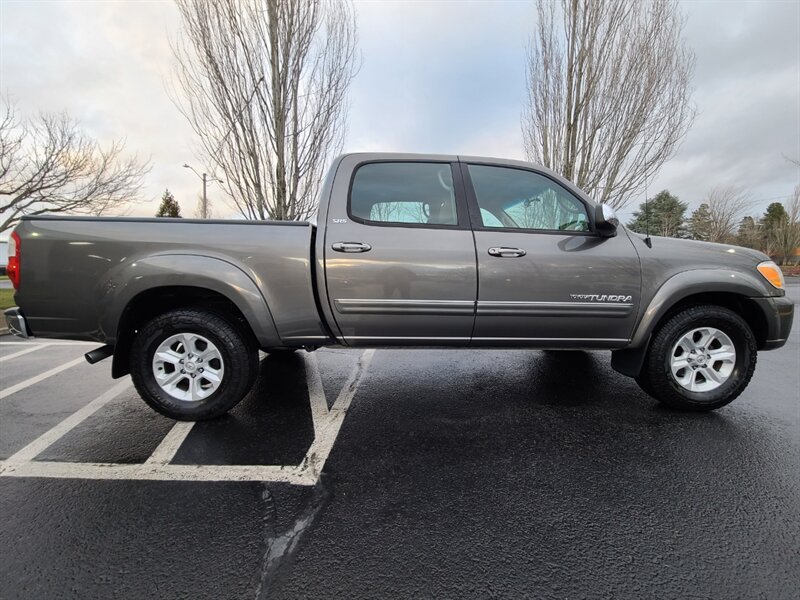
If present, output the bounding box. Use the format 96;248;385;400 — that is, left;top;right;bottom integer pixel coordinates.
350;162;458;226
468;165;590;232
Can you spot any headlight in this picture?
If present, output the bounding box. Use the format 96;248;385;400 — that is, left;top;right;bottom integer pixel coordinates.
757;260;785;290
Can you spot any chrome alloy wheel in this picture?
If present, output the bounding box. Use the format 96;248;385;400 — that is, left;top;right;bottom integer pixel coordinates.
670;327;736;393
152;333;225;402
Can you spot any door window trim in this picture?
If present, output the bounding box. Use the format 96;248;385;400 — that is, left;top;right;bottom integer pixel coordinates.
459;161;599;236
346;160;471;231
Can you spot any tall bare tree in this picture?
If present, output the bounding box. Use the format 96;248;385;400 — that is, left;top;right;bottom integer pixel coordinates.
0;101;149;233
522;0;696;209
171;0;358;221
704;185;749;243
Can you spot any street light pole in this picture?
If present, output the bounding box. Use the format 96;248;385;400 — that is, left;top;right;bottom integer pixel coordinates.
183;164;222;219
202;172;207;219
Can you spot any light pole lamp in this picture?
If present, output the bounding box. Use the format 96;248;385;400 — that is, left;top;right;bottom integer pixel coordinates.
183;164;223;219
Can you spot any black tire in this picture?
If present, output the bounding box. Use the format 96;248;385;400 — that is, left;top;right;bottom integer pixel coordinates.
130;309;258;420
637;305;757;411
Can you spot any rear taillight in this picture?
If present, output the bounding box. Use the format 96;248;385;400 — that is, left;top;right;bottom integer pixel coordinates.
7;231;20;290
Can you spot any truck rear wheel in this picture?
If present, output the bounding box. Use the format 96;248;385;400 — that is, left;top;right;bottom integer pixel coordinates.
637;305;757;411
130;309;258;420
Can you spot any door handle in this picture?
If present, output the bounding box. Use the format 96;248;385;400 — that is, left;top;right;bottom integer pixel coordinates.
332;241;372;253
488;247;527;258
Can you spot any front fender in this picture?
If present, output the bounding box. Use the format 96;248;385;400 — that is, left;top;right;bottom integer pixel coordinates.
611;268;775;378
99;254;281;348
630;268;774;349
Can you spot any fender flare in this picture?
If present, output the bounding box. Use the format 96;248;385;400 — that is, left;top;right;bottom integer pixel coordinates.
99;254;282;348
611;268;772;378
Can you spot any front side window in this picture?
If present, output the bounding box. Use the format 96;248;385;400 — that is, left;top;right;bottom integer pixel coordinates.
350;162;458;226
468;165;590;232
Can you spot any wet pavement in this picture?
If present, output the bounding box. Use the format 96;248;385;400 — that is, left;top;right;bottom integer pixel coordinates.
1;285;798;599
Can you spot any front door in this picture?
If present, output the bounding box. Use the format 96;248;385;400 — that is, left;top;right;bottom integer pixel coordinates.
462;162;641;347
324;160;477;345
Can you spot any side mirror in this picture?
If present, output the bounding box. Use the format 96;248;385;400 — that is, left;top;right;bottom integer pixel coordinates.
595;203;619;237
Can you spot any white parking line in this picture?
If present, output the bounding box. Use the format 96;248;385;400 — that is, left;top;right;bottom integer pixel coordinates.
0;341;97;346
0;356;86;400
0;344;48;363
145;422;196;465
4;379;133;462
0;461;315;485
304;353;330;435
302;349;375;479
0;349;374;485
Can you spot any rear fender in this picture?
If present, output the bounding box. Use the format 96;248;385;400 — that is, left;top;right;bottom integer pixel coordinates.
100;254;281;348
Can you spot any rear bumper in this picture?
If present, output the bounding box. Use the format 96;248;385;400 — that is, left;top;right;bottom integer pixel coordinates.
751;295;794;350
4;307;30;338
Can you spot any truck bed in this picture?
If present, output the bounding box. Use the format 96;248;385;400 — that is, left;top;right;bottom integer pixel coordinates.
13;216;329;346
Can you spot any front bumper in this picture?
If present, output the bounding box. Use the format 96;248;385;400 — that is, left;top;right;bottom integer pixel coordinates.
751;295;794;350
4;307;30;338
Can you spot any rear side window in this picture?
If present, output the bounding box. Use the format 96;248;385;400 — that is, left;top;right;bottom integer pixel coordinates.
350;162;458;226
468;164;590;232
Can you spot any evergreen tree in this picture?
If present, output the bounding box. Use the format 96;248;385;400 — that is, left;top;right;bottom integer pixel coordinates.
626;190;688;238
736;216;762;250
761;202;788;231
760;202;789;256
687;203;712;241
762;191;800;264
156;189;182;218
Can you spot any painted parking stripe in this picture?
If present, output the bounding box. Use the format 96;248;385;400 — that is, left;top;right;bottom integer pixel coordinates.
4;379;133;462
0;344;48;363
304;352;330;435
0;341;97;346
0;350;373;484
0;356;86;400
0;461;316;485
303;349;374;478
145;422;196;465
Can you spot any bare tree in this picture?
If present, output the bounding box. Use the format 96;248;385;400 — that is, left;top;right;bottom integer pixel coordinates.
783;154;799;167
171;0;358;221
769;186;800;264
0;101;149;233
705;185;749;243
522;0;696;209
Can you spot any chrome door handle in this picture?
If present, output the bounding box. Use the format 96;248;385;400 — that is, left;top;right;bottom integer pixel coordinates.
488;246;527;258
332;241;372;253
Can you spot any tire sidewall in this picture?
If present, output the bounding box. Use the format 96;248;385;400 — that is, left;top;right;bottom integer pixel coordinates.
656;309;754;408
131;311;253;420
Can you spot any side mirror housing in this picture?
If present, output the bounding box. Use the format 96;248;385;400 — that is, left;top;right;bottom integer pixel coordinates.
595;203;619;237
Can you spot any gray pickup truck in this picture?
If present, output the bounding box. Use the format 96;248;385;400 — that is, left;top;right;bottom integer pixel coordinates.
4;153;794;419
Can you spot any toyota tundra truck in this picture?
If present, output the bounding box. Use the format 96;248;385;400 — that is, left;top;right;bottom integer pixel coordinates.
4;153;794;419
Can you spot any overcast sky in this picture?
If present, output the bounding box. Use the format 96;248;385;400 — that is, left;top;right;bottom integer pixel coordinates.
1;0;798;225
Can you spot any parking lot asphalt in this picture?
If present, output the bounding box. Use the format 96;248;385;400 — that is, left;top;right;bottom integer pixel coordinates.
1;284;798;599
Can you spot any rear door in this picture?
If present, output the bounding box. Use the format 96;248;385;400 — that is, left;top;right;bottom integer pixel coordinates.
323;158;477;345
462;161;641;347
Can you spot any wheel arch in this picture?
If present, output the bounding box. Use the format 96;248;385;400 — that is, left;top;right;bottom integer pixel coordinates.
104;258;282;379
612;270;773;378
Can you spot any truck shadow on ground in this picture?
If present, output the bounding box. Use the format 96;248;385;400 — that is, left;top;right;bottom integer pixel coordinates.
525;350;724;419
173;348;727;469
171;353;315;466
527;350;610;407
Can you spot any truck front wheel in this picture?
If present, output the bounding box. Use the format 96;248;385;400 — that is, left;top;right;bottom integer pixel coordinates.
637;305;757;411
130;309;259;420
